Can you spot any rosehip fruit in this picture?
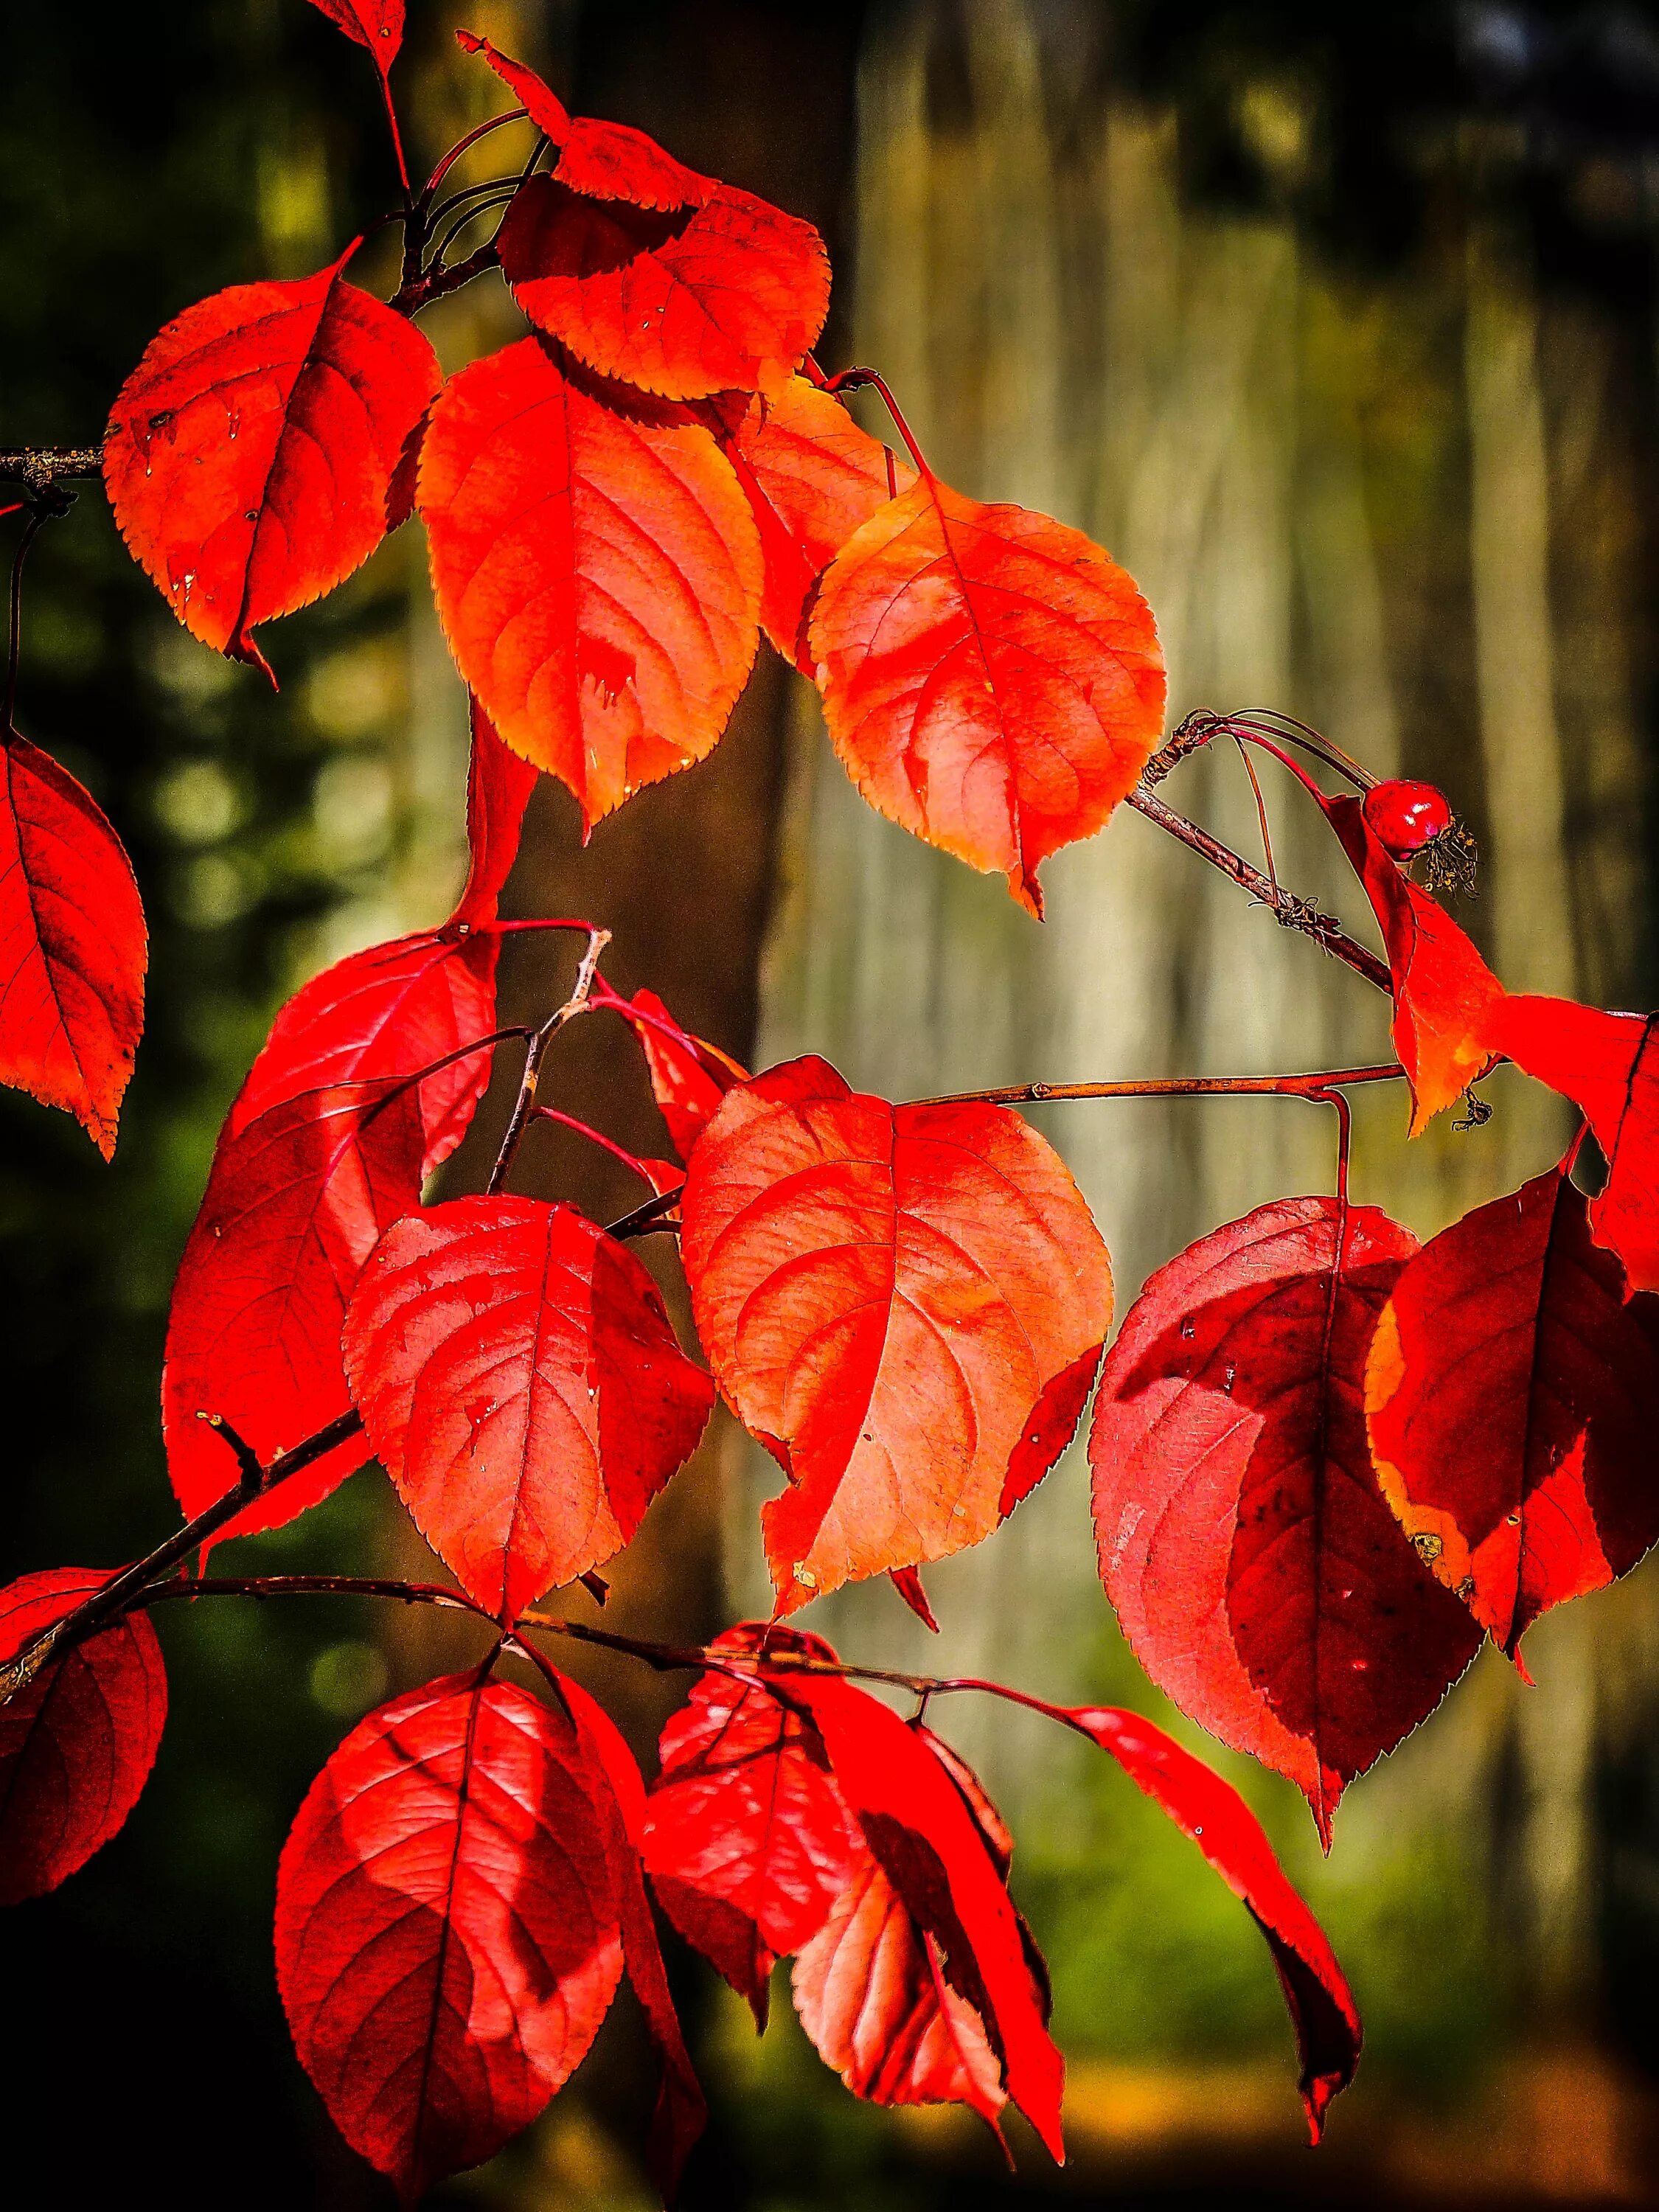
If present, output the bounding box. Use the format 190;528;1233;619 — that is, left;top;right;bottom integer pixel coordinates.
1363;778;1453;858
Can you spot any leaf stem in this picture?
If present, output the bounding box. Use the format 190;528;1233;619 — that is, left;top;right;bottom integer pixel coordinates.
422;108;530;201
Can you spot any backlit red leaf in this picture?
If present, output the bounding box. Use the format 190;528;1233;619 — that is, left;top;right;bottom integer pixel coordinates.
498;175;830;402
418;337;761;828
1091;1197;1481;1843
105;248;439;677
226;933;498;1180
681;1056;1113;1613
274;1672;623;2202
307;0;403;67
708;378;913;669
0;1569;167;1905
641;1625;860;2023
810;473;1166;917
456;32;713;212
162;1079;424;1539
613;984;746;1158
1366;1158;1659;1659
1034;1698;1360;2140
342;1196;714;1618
793;1842;1010;2137
453;698;539;928
551;1670;709;2196
791;1719;1043;2141
1495;995;1659;1292
778;1673;1064;2160
0;728;145;1159
1323;795;1502;1134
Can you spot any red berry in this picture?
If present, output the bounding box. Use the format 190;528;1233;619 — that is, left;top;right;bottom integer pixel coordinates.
1363;778;1453;858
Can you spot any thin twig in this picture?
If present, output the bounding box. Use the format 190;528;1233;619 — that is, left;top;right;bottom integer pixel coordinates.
0;1411;364;1704
915;1063;1404;1110
1127;785;1391;992
487;927;611;1195
0;449;103;493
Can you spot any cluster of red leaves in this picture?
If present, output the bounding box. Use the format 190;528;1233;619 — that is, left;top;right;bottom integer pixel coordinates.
6;7;1659;2205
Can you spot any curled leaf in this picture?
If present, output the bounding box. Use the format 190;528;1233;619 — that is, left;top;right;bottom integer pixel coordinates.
1367;1158;1659;1659
498;175;830;401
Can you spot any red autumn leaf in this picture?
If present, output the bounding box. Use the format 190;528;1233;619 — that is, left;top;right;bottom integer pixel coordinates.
456;32;713;213
162;1078;425;1539
641;1624;861;2024
888;1565;940;1632
792;1719;1045;2143
342;1195;714;1618
498;175;830;402
793;1838;1011;2138
777;1672;1065;2160
1027;1697;1360;2140
1091;1197;1481;1844
0;728;146;1159
307;0;403;67
0;1569;167;1905
611;984;746;1158
105;247;440;678
226;933;498;1181
810;472;1166;917
552;1668;707;2197
418;337;761;828
274;1672;623;2202
708;378;914;670
1495;995;1659;1293
1323;795;1502;1134
681;1056;1113;1613
1366;1157;1659;1660
453;697;539;928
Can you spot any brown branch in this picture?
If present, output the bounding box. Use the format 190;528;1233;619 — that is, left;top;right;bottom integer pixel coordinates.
0;1410;364;1704
1127;785;1392;993
0;448;103;494
487;925;611;1195
915;1063;1405;1110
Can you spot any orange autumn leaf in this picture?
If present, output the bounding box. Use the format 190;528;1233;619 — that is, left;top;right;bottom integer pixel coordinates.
710;378;914;671
498;175;830;403
810;472;1166;916
417;337;761;829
